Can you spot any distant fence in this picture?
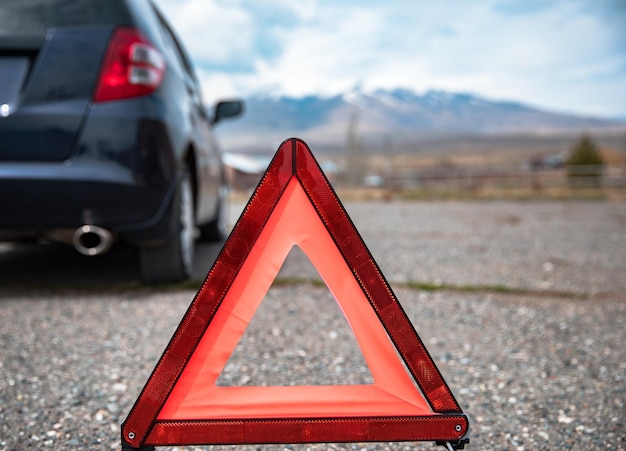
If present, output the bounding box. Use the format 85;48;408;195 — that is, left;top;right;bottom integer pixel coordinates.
356;164;626;199
381;165;622;187
227;160;626;199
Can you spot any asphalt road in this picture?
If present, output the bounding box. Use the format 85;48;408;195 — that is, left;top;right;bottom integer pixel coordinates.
1;200;625;450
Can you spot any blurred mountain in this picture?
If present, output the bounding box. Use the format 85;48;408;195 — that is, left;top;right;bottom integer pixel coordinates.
216;88;626;154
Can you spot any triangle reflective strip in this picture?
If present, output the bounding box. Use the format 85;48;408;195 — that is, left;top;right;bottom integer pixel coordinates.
122;138;468;448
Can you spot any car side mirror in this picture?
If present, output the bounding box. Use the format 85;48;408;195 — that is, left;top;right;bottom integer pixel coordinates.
212;100;244;125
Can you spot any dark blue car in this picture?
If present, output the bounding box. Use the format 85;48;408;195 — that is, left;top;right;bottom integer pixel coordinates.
0;0;243;282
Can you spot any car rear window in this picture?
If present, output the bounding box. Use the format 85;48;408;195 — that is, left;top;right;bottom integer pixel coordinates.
0;0;132;35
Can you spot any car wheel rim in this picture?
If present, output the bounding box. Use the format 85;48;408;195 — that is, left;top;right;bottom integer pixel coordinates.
180;176;194;273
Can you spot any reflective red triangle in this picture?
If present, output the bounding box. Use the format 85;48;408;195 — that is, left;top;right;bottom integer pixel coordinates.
158;178;431;419
122;138;468;448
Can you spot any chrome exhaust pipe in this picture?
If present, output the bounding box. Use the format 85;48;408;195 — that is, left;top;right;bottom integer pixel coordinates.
72;225;114;256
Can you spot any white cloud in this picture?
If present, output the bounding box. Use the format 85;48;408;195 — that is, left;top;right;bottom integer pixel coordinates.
255;0;317;20
154;0;254;64
198;69;271;104
156;0;626;117
254;8;388;97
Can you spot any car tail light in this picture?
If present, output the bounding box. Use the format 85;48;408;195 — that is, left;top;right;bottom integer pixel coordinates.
94;28;165;102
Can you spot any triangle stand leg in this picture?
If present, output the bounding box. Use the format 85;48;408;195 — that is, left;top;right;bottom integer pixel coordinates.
121;443;154;451
437;438;470;450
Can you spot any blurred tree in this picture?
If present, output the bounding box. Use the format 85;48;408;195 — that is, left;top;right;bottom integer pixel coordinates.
566;133;604;187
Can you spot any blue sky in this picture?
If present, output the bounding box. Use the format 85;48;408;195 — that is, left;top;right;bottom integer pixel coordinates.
153;0;626;119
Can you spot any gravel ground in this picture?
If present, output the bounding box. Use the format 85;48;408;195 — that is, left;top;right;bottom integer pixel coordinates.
283;201;626;297
1;200;625;450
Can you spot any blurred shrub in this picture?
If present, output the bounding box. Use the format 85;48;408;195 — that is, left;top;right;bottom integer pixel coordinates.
566;134;604;187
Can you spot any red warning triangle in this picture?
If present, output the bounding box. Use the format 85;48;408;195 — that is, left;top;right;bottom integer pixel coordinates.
122;138;468;449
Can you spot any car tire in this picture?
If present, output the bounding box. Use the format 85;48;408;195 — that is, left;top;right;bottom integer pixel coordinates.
140;170;195;283
198;184;228;242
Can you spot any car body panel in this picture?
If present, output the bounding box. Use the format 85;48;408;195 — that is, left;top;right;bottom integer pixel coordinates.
0;0;240;252
0;27;112;162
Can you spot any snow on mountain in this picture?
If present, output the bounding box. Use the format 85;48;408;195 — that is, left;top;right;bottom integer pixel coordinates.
215;88;625;153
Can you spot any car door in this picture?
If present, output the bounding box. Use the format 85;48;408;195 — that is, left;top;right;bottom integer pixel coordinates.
152;10;221;223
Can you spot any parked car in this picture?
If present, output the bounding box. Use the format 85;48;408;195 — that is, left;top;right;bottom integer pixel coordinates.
0;0;243;282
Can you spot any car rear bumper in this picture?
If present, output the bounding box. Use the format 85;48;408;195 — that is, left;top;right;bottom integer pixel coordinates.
0;160;177;245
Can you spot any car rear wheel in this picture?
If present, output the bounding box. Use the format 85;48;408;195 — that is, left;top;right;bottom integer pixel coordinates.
140;170;195;283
